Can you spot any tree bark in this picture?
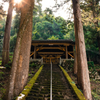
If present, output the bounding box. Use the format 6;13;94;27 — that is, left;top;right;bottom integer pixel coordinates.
72;0;92;100
6;0;34;99
2;0;13;66
74;44;77;75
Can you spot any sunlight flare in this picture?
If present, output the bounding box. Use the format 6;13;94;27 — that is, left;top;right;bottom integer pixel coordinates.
14;0;22;4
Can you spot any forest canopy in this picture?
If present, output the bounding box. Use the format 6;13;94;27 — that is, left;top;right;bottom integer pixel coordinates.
0;0;100;52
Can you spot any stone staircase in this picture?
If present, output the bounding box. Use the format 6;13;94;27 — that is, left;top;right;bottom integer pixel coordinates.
26;64;78;100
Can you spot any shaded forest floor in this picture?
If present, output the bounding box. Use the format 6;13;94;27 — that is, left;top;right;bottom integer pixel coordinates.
0;61;40;100
68;65;100;100
0;62;100;100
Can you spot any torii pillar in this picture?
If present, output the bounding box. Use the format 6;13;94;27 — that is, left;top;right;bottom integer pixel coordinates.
34;46;36;59
66;46;68;59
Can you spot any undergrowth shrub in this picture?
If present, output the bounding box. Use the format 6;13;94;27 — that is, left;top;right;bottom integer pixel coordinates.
4;61;12;69
0;72;4;77
62;60;74;71
29;61;41;68
30;62;36;67
62;60;96;71
88;61;95;70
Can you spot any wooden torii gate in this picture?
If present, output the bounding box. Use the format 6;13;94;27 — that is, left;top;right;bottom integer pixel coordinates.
7;0;92;100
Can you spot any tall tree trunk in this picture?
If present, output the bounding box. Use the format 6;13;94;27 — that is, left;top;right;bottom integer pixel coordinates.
72;0;92;100
74;44;77;75
6;0;34;100
2;0;13;66
74;19;78;75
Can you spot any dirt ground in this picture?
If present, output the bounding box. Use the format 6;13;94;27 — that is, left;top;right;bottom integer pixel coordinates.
0;66;39;100
0;68;10;99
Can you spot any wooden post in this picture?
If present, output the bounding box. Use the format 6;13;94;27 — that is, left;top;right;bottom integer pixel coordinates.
41;57;43;64
57;57;58;64
73;46;75;58
34;46;36;59
72;0;92;100
66;46;68;59
60;57;61;65
50;58;51;64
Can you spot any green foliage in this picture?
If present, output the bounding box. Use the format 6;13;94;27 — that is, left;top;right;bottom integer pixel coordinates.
0;60;2;65
0;19;5;52
0;87;5;94
29;62;36;68
1;0;99;55
80;0;100;52
44;8;53;15
28;74;31;77
94;65;100;69
4;61;12;69
62;60;74;71
32;14;67;40
86;49;100;64
9;52;13;55
84;25;99;51
47;35;59;40
87;61;100;77
30;61;41;69
11;13;20;36
0;1;76;53
0;72;4;77
63;20;75;41
9;13;20;52
62;60;98;72
92;91;100;100
0;4;6;21
88;61;95;70
31;71;35;74
10;34;17;52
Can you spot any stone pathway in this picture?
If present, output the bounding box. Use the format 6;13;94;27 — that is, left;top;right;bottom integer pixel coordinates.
26;64;78;100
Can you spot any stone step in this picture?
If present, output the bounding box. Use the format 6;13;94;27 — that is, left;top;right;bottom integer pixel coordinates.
26;64;78;100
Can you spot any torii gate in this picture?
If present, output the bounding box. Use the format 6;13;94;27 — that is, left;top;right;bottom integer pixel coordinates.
6;0;92;100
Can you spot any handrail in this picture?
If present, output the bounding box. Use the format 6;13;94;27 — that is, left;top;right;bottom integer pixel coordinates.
50;62;52;100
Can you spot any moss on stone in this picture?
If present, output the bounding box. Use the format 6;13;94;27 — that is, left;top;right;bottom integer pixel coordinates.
16;65;43;100
59;65;86;100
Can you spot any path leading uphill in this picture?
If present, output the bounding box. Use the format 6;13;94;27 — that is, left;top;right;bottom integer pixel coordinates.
26;64;78;100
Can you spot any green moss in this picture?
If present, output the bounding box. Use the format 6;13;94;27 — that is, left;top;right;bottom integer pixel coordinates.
16;65;43;100
0;60;2;65
9;52;13;55
59;65;86;100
